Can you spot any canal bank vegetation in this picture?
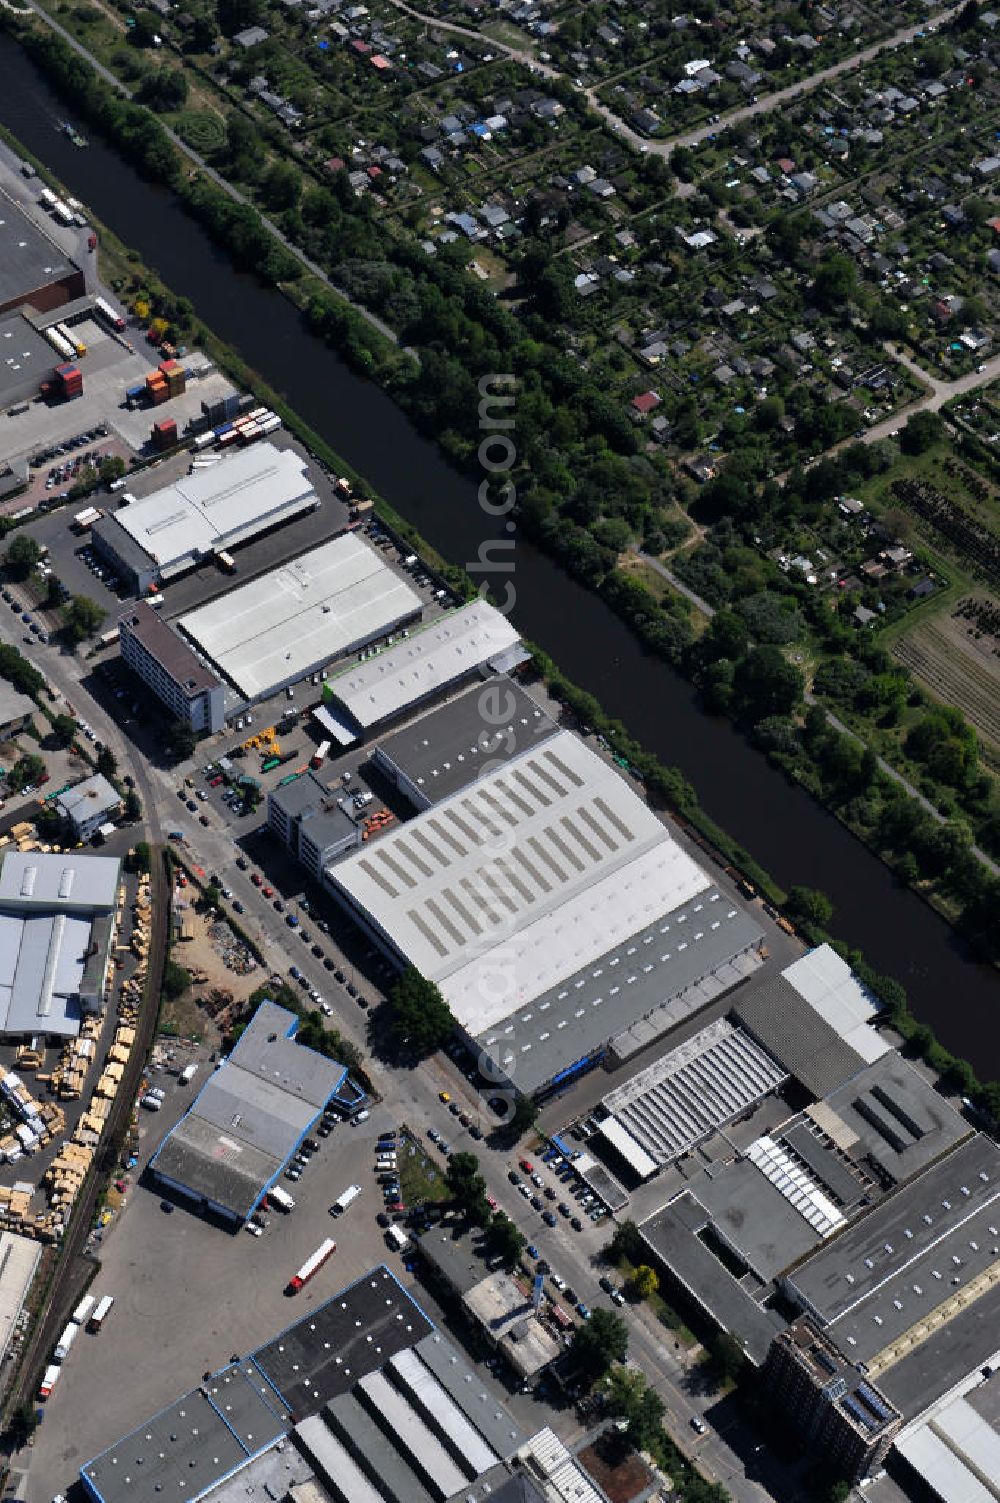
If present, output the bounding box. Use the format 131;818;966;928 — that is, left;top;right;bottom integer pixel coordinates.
7;21;999;1116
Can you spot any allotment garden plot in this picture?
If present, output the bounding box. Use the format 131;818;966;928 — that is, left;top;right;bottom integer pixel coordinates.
892;598;1000;759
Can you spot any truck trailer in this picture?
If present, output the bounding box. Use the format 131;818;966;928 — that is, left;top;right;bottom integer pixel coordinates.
288;1238;336;1291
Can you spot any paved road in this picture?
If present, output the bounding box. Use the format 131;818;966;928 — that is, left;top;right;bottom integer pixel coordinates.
25;0;404;348
861;345;1000;444
0;608;787;1503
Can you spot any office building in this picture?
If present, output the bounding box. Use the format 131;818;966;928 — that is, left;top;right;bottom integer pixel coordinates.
762;1319;902;1481
266;771;361;880
54;773;122;842
118;601;227;734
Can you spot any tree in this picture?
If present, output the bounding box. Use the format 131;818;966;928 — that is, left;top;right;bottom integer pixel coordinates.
733;646;804;722
128;840;151;872
4;534;41;581
603;1365;665;1451
900;410;945;455
785;885;834;930
628;1264;659;1301
50;713;77;748
483;1212;525;1271
605;1219;645;1267
161;957;190;1000
8;754;45;792
706;1331;746;1385
571;1307;629;1382
203;881;222;911
388;967;455;1056
812;252;857;312
62;595;106;644
124;788;143;822
166;720;197;761
96;745;118;778
138;69;188;111
446;1151;490;1223
261;160;301;212
506;1094;539;1139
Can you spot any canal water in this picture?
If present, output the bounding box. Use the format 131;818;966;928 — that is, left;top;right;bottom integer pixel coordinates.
3;35;998;1073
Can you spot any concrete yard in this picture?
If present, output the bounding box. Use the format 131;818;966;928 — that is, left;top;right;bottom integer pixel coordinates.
26;1078;407;1502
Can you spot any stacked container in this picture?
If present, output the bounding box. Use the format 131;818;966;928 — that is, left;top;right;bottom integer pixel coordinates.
152;419;177;451
55;363;83;400
146;369;168;406
159;358;186;398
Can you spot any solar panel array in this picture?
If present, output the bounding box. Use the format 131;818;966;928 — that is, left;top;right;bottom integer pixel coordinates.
601;1018;787;1168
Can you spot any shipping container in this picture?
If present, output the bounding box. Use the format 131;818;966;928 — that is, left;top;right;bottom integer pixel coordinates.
88;1295;114;1332
93;296;126;332
289;1238;336;1290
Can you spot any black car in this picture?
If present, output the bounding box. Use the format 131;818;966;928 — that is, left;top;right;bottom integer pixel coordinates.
469;1125;483;1141
536;1259;550;1275
323;958;334;970
377;1212;390;1227
335;969;345;983
318;1124;333;1138
570;1217;583;1231
530;1195;543;1210
599;1276;615;1295
508;1171;521;1186
236;856;248;870
542;1211;557;1226
312;944;323;958
558;1202;571;1217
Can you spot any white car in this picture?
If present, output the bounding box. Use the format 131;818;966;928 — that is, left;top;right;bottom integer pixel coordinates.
550;1273;567;1291
321;1001;333;1016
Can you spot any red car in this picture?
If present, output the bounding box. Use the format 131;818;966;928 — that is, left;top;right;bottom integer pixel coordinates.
262;885;274;898
387;1201;405;1213
486;1195;498;1211
519;1158;534;1173
251;873;262;887
209;775;224;787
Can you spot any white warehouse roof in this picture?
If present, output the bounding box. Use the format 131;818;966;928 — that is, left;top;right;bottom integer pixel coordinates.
179;534;422;700
326;600;520;730
328;731;711;1031
111;445;316;578
782;945;888;1064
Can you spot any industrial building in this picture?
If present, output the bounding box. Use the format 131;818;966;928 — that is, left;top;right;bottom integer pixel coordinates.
892;1360;1000;1503
266;771;361;881
370;679;557;811
321;600;524;740
0;195;85;317
598;1016;789;1180
80;1266;535;1503
178;533;422;703
150;1000;363;1223
762;1319;902;1482
118;600;227;734
0;312;65;410
0;851;121;1040
0;681;36;742
328;729;762;1096
91;445;318;592
54;773;122;842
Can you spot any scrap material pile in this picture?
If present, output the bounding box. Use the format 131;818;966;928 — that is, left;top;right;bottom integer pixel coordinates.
208;921;257;975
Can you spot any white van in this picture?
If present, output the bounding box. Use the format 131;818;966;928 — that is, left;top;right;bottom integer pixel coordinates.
386;1224;410;1253
268;1185;295;1213
331;1184;361;1216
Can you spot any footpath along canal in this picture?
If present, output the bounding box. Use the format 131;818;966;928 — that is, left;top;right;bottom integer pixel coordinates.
1;34;998;1074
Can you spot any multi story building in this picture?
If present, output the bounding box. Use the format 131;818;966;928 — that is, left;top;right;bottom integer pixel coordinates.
118;601;226;735
55;773;122;842
762;1319;901;1481
266;771;360;881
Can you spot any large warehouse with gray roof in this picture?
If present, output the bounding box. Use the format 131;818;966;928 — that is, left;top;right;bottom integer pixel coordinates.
150;1000;361;1223
327;730;762;1095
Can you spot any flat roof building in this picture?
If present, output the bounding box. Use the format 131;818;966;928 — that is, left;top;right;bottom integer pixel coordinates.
370;678;558;811
328;729;761;1095
266;770;361;881
0;312;60;408
92;445;317;593
324;600;522;734
0;852;121;1038
178;533;422;702
762;1319;902;1482
0;194;85;317
150;1000;356;1223
55;773;122;842
893;1361;1000;1503
0;680;36;742
118;601;227;734
734;944;890;1098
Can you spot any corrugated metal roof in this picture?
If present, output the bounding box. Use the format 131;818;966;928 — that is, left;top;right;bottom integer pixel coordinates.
294;1414;387;1503
387;1347;497;1475
356;1370;467;1496
180;533;422;700
327;600;520;729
